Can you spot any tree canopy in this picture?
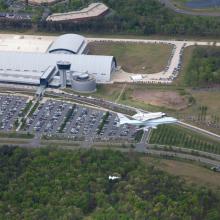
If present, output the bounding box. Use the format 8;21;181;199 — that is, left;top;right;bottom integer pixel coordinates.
185;46;220;86
0;146;220;219
38;0;220;37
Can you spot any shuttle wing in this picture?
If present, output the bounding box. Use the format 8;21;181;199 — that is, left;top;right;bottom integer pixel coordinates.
117;113;141;126
146;117;178;127
117;113;131;125
136;117;177;131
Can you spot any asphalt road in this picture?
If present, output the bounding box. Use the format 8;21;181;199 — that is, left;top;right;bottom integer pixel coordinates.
1;137;220;167
159;0;220;17
145;149;220;166
147;144;220;161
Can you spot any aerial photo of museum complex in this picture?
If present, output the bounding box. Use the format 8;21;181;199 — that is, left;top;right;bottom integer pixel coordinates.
0;33;117;94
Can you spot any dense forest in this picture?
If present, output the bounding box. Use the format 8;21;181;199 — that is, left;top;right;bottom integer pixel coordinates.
0;146;220;219
38;0;220;37
1;0;220;37
184;47;220;86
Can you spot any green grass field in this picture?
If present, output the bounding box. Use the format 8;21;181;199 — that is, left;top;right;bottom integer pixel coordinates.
88;42;172;74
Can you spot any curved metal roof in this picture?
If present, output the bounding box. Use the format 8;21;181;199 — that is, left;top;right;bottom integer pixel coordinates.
48;34;86;54
0;51;116;83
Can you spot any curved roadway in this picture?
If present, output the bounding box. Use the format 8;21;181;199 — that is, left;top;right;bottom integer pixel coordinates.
159;0;220;17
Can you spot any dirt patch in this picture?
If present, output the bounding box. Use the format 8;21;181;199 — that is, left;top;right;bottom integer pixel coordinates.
133;90;188;110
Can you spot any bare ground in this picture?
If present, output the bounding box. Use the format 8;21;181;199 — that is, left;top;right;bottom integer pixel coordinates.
132;90;188;110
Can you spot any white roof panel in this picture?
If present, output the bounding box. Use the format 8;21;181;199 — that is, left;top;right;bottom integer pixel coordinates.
48;34;86;54
0;51;114;84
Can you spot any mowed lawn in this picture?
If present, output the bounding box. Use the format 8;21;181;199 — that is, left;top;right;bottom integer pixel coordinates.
142;157;220;191
88;42;172;74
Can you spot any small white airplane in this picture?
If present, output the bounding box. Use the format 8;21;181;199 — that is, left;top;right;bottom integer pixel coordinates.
108;175;120;180
117;111;177;131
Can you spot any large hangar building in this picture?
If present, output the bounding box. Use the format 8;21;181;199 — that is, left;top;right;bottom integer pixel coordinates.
0;34;117;91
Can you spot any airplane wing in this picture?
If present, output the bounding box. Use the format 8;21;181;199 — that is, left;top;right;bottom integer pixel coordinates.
146;117;178;127
135;109;142;113
117;113;131;125
136;117;177;130
137;126;150;131
117;113;141;126
136;125;157;131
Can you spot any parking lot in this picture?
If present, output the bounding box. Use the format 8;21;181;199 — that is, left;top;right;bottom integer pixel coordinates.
63;106;104;138
25;100;72;134
0;95;27;131
97;112;137;141
23;100;138;142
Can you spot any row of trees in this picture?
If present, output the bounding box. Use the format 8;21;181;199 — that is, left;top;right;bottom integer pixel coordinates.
193;106;220;128
97;111;109;134
0;146;220;219
198;105;208;121
59;105;75;133
0;0;7;12
0;19;32;30
150;125;220;154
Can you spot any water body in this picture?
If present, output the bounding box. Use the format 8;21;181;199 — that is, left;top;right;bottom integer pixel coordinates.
185;0;220;9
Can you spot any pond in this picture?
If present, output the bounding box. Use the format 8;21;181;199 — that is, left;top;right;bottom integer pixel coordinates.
185;0;220;9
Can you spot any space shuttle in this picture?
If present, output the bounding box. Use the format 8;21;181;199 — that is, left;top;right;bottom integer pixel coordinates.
117;111;177;131
132;111;166;121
